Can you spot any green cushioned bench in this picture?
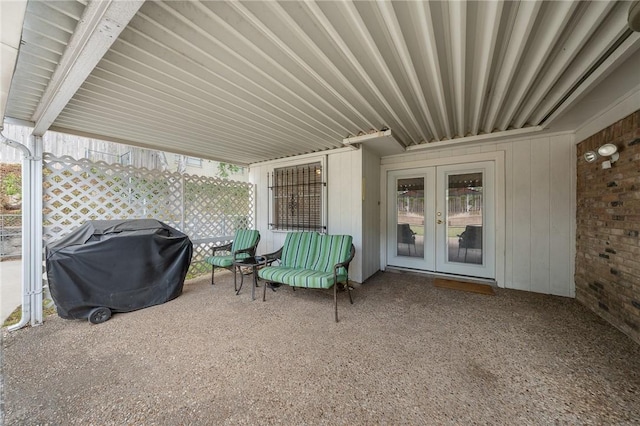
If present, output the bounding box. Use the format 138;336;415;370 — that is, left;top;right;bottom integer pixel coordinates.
258;231;355;322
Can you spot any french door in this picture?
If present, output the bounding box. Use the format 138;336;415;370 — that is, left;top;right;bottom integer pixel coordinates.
387;161;495;279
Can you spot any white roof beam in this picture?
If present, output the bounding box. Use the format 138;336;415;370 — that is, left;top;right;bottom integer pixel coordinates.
31;0;143;136
47;124;253;167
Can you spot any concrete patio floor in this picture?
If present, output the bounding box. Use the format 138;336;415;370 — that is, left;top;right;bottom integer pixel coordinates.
2;270;639;424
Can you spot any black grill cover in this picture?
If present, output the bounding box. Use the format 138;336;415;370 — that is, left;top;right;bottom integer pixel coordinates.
46;219;193;320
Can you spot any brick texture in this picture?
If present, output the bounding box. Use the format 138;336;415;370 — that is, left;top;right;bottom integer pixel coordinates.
576;110;640;345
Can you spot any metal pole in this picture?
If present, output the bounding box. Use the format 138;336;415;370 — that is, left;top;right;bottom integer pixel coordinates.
1;132;35;331
31;135;44;326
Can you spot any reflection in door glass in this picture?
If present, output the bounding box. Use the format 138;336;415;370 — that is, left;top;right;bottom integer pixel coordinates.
396;178;424;258
447;172;483;264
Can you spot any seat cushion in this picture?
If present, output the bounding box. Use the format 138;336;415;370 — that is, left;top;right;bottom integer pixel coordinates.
280;232;320;269
230;229;259;253
258;266;347;289
205;252;250;267
310;234;352;275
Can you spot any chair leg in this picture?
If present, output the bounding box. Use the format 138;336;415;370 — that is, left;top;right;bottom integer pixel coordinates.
211;266;215;285
263;279;267;301
346;281;353;305
334;283;339;322
233;267;237;292
236;266;245;295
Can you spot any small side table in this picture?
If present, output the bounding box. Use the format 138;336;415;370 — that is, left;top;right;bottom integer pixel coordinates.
233;256;266;300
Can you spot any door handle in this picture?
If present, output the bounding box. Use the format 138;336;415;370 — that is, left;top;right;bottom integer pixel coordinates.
437;219;443;224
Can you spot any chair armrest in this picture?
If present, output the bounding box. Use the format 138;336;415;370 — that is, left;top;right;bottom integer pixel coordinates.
233;246;254;259
260;247;283;266
333;244;356;274
212;241;232;256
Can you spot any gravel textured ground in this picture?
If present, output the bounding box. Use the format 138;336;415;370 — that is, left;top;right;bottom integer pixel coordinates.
2;270;640;425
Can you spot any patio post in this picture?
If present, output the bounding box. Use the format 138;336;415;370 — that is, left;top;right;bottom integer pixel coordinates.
1;131;38;330
30;135;43;326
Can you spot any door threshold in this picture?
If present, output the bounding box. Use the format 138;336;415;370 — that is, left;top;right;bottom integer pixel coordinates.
384;266;497;286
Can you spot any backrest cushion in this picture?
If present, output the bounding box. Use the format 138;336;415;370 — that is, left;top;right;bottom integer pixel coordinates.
281;232;319;268
231;229;259;253
310;234;353;274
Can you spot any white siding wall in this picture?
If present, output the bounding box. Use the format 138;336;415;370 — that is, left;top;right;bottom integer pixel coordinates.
362;147;381;281
250;133;576;295
381;134;576;297
250;148;366;283
327;149;363;282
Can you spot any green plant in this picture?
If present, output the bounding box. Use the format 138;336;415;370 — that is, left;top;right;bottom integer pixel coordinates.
2;300;57;328
217;163;242;178
3;173;21;196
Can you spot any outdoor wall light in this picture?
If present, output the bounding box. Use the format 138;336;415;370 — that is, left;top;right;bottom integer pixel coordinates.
598;143;618;157
584;151;598;163
598;143;619;169
583;143;620;168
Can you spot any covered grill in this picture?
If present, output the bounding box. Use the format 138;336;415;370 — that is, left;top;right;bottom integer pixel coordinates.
46;219;192;323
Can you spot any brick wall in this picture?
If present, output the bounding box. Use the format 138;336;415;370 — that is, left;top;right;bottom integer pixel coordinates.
576;110;640;345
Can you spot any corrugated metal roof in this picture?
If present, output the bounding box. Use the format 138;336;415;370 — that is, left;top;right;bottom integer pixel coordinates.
4;0;640;165
5;0;86;121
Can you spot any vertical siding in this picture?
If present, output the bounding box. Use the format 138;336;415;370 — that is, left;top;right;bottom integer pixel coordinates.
511;139;533;291
497;141;514;288
250;149;365;282
530;139;551;293
327;149;363;282
250;163;272;255
549;136;576;297
380;133;576;296
362;146;381;281
250;133;576;294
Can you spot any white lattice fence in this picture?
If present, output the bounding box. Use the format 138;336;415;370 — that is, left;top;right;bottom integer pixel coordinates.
43;153;255;277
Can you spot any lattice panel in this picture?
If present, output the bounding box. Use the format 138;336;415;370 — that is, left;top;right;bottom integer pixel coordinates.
183;173;255;276
43;153;254;278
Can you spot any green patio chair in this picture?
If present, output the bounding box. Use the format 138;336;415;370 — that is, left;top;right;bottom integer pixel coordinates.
205;229;260;290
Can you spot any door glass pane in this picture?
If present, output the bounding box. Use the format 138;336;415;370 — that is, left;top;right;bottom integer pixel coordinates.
446;172;483;264
396;178;424;258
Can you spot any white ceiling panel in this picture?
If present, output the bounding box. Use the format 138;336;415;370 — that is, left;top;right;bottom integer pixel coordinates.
3;0;640;165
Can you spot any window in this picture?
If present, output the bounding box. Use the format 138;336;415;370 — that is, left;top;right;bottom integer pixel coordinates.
186;156;202;167
174;155;202;168
269;162;325;231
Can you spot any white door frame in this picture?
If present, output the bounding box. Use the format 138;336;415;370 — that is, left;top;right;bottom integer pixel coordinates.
380;151;506;288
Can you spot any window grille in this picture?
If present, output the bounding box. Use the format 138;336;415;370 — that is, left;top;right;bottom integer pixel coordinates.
269;162;325;231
